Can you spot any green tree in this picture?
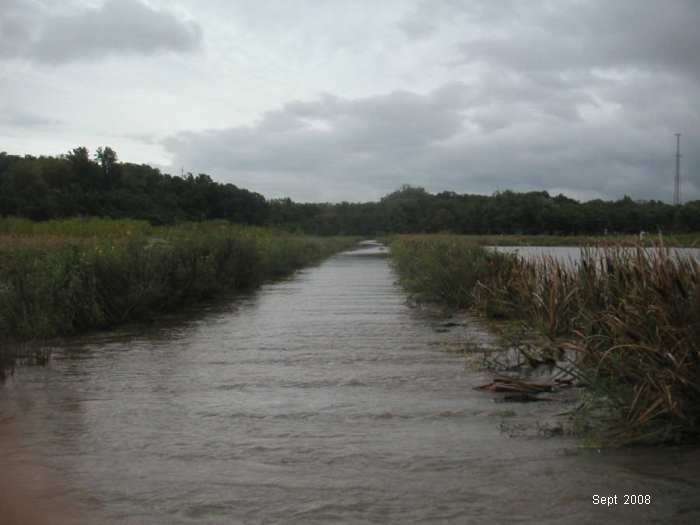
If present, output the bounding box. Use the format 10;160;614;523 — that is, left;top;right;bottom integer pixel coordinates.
96;146;119;188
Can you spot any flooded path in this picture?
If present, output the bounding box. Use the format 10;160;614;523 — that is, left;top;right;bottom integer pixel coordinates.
2;242;699;524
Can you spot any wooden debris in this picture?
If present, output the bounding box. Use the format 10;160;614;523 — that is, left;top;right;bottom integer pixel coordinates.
475;376;555;394
502;393;553;403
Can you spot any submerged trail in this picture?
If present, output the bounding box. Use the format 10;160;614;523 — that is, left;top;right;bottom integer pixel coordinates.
1;242;699;524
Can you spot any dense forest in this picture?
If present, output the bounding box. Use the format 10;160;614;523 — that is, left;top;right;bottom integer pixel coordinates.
1;148;699;235
0;148;267;225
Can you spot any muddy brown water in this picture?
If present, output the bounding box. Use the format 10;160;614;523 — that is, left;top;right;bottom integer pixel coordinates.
1;242;699;524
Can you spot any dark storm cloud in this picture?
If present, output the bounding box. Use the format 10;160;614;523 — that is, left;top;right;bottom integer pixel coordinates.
164;88;465;200
165;78;694;202
162;0;699;202
3;0;696;203
455;0;700;82
0;0;202;63
166;78;698;204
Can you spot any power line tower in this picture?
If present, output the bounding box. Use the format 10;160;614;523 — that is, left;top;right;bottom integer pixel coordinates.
674;133;682;205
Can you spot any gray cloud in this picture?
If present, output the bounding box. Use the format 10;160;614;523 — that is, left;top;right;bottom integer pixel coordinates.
0;108;61;128
164;75;699;202
422;0;700;83
399;0;700;94
2;0;698;204
0;0;202;64
0;0;34;59
164;0;700;203
396;1;439;41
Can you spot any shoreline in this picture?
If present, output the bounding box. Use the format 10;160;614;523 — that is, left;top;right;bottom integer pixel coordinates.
0;221;358;375
388;235;700;446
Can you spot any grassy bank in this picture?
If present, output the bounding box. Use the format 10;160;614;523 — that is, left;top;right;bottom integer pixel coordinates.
0;218;357;345
390;235;700;445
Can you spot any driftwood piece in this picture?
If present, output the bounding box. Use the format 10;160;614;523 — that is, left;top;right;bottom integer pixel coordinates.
501;393;553;403
475;376;555;394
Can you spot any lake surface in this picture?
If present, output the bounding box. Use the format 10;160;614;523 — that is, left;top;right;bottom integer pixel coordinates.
492;245;700;266
2;241;699;524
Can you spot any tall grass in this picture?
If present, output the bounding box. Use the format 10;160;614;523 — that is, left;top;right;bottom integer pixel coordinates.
0;219;357;344
390;235;700;444
0;217;153;237
389;235;521;308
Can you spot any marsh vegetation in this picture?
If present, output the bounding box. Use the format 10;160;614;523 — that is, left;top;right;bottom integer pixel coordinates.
390;235;700;445
0;218;356;353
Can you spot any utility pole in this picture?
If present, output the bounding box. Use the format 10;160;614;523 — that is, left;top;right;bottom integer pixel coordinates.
674;133;681;205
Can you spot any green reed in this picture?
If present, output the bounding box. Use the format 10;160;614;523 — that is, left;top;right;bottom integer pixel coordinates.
0;219;357;342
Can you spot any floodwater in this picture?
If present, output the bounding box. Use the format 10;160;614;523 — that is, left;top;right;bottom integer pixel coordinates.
1;241;699;524
492;245;700;267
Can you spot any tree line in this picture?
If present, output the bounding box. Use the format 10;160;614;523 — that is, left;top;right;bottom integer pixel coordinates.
0;148;266;225
1;149;699;235
268;185;700;235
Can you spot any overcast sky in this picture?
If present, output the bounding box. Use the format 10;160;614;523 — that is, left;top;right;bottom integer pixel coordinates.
1;0;698;202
